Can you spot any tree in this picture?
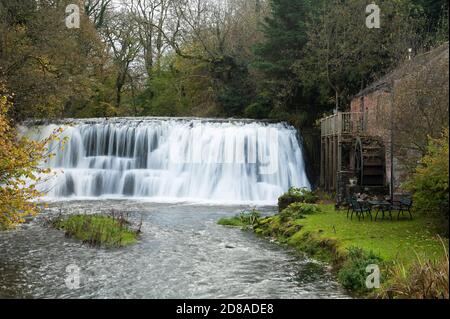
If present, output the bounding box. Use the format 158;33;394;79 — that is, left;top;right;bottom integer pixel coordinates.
130;0;267;117
102;10;142;107
412;0;449;42
296;0;425;114
390;43;449;170
406;130;449;235
127;0;172;77
252;0;312;119
0;84;61;229
0;0;107;120
85;0;112;29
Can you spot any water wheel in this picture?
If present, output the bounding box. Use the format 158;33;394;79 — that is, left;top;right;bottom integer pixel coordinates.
353;136;385;186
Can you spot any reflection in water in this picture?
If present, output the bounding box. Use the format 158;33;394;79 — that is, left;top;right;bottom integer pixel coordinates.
0;201;348;299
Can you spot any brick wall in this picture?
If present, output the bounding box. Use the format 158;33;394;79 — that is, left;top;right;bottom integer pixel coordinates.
346;43;449;194
350;88;412;192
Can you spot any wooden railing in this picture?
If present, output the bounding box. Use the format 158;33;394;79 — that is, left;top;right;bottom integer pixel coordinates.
320;112;366;137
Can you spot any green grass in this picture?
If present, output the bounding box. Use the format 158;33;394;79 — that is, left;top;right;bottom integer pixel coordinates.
295;205;447;267
218;216;247;227
52;214;139;248
217;210;261;228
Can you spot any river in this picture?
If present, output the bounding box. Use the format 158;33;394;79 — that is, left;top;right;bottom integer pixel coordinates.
0;200;347;299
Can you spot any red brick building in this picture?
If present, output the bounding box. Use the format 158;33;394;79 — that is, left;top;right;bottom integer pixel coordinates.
320;42;449;203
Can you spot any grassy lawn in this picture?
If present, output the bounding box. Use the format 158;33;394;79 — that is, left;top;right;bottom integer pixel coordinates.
296;205;447;266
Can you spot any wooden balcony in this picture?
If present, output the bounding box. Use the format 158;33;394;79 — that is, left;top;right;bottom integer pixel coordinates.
320;112;366;137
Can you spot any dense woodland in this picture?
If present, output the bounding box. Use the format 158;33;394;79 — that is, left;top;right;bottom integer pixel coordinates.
0;0;448;185
0;0;448;122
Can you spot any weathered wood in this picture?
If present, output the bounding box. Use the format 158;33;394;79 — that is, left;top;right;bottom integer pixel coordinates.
320;112;366;137
320;112;374;193
320;138;325;187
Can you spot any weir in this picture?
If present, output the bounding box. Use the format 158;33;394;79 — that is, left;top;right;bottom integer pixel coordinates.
22;118;310;203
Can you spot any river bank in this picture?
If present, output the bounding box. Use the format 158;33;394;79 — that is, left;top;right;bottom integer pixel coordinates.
219;203;449;298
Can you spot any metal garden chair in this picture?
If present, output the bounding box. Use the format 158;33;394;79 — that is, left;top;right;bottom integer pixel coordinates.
348;198;373;221
389;198;413;220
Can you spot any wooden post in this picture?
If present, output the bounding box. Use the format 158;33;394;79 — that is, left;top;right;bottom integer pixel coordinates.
323;137;328;191
331;135;336;190
334;136;338;191
326;137;330;191
320;137;325;188
328;137;332;191
390;80;395;200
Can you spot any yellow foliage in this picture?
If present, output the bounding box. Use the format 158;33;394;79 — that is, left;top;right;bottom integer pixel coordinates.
0;85;62;229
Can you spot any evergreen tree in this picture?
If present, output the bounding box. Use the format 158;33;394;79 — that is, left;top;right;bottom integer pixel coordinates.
252;0;314;120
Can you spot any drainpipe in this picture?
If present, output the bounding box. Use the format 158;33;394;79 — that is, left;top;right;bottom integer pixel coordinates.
390;80;395;200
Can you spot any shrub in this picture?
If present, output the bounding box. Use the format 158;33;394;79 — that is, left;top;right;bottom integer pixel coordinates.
239;210;261;227
278;187;319;212
0;86;63;229
280;203;321;222
378;245;449;299
406;130;449;235
338;247;383;293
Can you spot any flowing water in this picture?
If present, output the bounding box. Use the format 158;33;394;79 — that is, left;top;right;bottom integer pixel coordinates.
21;118;310;204
0;118;348;299
0;201;347;299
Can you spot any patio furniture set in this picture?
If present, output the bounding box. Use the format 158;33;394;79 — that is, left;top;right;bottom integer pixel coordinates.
346;196;413;221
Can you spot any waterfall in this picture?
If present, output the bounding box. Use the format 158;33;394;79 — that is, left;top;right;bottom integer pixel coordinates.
22;118;310;204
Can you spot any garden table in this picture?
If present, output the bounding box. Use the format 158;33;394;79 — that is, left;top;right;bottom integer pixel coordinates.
368;200;393;221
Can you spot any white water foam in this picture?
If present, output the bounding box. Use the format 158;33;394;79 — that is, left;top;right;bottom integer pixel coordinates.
21;118;310;204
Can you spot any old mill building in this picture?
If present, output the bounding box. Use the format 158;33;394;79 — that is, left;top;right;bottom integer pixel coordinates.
319;42;449;203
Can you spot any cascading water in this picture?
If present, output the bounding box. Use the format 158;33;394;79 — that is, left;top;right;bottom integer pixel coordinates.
22;118;310;203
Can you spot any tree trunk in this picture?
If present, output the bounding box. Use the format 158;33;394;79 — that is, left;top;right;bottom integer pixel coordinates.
116;85;122;108
335;90;339;112
116;74;125;107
